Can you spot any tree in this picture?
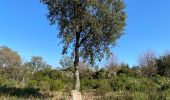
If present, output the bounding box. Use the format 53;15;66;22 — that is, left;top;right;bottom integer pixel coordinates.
162;54;170;77
60;56;94;79
0;46;21;67
138;50;157;77
156;52;170;77
60;56;74;71
156;57;165;76
41;0;126;91
25;56;50;73
0;46;27;85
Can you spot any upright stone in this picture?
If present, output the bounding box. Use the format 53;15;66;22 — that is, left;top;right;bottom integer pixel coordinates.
71;90;82;100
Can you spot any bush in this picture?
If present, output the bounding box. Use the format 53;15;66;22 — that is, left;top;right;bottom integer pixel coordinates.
117;67;141;77
109;75;158;92
81;78;112;95
0;77;6;85
39;81;50;91
27;80;38;88
109;78;125;91
140;78;157;91
50;80;64;91
81;79;100;90
94;68;107;79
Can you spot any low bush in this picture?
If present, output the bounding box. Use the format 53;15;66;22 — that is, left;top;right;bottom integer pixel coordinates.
50;80;64;91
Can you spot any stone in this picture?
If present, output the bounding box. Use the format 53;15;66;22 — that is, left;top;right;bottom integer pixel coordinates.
71;90;82;100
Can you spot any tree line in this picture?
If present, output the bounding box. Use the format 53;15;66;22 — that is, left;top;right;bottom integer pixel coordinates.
0;45;170;99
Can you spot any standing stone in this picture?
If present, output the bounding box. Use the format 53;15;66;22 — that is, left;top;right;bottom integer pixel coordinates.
71;90;82;100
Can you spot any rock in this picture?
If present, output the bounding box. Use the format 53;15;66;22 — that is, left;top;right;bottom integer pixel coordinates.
71;90;82;100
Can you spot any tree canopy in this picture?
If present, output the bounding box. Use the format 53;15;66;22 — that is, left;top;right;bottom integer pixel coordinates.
0;46;21;67
41;0;126;65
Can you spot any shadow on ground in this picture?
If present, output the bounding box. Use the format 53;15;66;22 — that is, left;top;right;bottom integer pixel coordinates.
0;85;44;98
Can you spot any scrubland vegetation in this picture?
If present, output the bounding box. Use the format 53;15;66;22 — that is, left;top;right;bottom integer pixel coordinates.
0;46;170;100
1;0;169;99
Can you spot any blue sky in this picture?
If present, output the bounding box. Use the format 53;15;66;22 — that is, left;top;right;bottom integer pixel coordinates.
0;0;170;67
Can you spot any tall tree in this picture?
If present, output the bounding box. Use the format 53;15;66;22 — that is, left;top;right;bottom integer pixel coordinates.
41;0;126;91
0;46;21;67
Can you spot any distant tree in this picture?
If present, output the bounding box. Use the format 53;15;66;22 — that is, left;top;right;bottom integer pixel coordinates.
25;56;50;72
156;57;165;76
119;62;129;68
78;62;94;79
131;66;140;70
0;46;30;84
163;54;170;77
60;56;94;78
138;50;157;77
41;0;126;91
116;62;131;75
60;56;74;71
0;46;21;67
156;52;170;77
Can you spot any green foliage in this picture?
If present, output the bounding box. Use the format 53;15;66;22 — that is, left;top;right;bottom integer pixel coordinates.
41;0;126;91
60;56;74;70
27;80;38;88
95;79;112;95
96;92;133;100
109;77;126;91
81;78;112;95
156;58;166;76
156;54;170;77
50;80;64;91
81;79;100;90
1;46;170;99
94;68;107;79
35;69;63;80
1;66;170;99
109;75;158;92
41;0;126;65
117;66;134;76
25;56;51;72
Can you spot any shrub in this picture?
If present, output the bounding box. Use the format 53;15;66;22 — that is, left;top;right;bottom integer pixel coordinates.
109;75;158;92
39;81;50;91
94;68;107;79
109;76;127;91
117;67;140;77
96;79;112;95
81;79;100;90
27;80;38;88
50;80;64;91
0;77;6;86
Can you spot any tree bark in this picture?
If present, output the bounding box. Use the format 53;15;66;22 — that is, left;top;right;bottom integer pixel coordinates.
73;0;82;92
74;68;80;91
74;26;81;91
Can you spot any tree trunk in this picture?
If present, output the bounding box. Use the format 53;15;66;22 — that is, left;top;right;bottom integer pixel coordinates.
73;2;82;93
74;66;80;91
74;26;81;91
